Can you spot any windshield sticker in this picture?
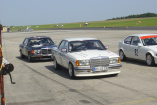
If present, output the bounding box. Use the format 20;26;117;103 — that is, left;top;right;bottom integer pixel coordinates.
141;35;157;39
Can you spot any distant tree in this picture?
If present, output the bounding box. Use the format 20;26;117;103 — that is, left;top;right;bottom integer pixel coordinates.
108;13;157;20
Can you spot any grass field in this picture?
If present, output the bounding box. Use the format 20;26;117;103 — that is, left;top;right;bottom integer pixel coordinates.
9;17;157;31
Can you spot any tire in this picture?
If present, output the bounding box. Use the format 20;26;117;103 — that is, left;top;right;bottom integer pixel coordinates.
119;50;127;61
146;54;154;66
68;63;76;79
54;58;60;70
20;50;25;59
28;54;32;62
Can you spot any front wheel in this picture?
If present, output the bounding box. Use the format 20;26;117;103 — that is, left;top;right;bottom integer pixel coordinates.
28;54;32;62
146;54;154;66
68;63;76;79
119;50;127;61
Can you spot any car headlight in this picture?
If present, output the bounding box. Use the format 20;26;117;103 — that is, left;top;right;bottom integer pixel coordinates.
34;50;41;54
110;57;121;64
76;60;89;66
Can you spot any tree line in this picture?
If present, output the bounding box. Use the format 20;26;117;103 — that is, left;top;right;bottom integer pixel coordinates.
108;13;157;20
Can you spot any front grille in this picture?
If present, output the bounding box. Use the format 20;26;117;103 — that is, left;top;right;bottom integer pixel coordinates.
41;49;52;54
90;56;109;67
48;49;52;54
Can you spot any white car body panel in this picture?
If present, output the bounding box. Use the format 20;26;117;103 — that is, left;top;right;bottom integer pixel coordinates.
119;34;157;64
53;37;122;77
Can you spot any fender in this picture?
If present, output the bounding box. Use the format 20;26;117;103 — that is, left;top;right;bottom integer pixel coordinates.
118;41;126;56
146;50;155;57
119;48;126;56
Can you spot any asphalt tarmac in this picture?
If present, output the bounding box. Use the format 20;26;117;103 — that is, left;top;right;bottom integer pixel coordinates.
2;29;157;105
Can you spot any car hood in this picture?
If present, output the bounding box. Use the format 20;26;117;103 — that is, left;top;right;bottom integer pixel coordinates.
31;45;57;49
145;45;157;52
68;50;119;60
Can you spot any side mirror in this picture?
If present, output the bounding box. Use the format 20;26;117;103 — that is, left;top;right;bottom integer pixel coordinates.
138;43;142;47
105;45;109;49
61;48;67;52
24;43;27;46
54;41;57;44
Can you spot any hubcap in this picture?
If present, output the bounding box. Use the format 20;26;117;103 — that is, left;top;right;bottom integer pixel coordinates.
120;51;124;60
146;55;152;65
20;52;22;57
28;56;30;61
69;64;72;77
54;59;56;68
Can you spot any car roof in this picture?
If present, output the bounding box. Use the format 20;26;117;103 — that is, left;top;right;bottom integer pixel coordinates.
27;36;50;39
128;34;157;37
63;37;98;42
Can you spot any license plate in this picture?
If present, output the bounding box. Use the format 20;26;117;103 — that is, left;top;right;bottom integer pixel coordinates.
93;66;108;71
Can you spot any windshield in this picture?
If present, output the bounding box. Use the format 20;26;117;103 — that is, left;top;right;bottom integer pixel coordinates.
28;38;54;46
68;40;106;52
141;37;157;46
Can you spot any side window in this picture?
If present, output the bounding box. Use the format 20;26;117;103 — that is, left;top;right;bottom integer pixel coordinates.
124;36;132;44
64;41;68;49
47;38;54;44
23;38;29;45
58;40;69;51
58;41;65;50
131;36;140;46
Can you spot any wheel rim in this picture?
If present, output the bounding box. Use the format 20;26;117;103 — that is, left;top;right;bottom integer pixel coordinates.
120;51;124;60
146;55;152;65
20;51;22;58
69;64;72;77
28;55;31;61
28;56;30;61
54;59;56;69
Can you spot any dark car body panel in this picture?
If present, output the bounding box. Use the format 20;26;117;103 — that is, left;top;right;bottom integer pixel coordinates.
19;36;57;61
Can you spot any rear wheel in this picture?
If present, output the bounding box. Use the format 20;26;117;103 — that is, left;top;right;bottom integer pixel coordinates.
146;54;154;66
54;58;60;70
119;50;127;61
68;63;76;79
20;50;25;59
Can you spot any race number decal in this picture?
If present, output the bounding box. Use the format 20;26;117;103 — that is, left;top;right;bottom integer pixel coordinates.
135;49;138;56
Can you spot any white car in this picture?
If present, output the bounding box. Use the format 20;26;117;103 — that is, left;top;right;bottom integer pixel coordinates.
119;34;157;66
53;37;121;79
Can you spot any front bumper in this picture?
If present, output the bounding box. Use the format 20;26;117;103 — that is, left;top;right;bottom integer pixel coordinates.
31;54;53;60
74;64;122;77
154;56;157;64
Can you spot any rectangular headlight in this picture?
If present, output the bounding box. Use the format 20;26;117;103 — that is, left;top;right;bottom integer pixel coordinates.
76;60;89;66
110;57;120;64
34;50;41;54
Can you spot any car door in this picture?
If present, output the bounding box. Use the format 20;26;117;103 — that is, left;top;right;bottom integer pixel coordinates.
129;36;142;59
22;38;29;56
61;41;69;68
56;40;66;65
122;36;133;58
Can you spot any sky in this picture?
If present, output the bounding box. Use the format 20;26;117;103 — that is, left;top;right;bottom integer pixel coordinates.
0;0;157;26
